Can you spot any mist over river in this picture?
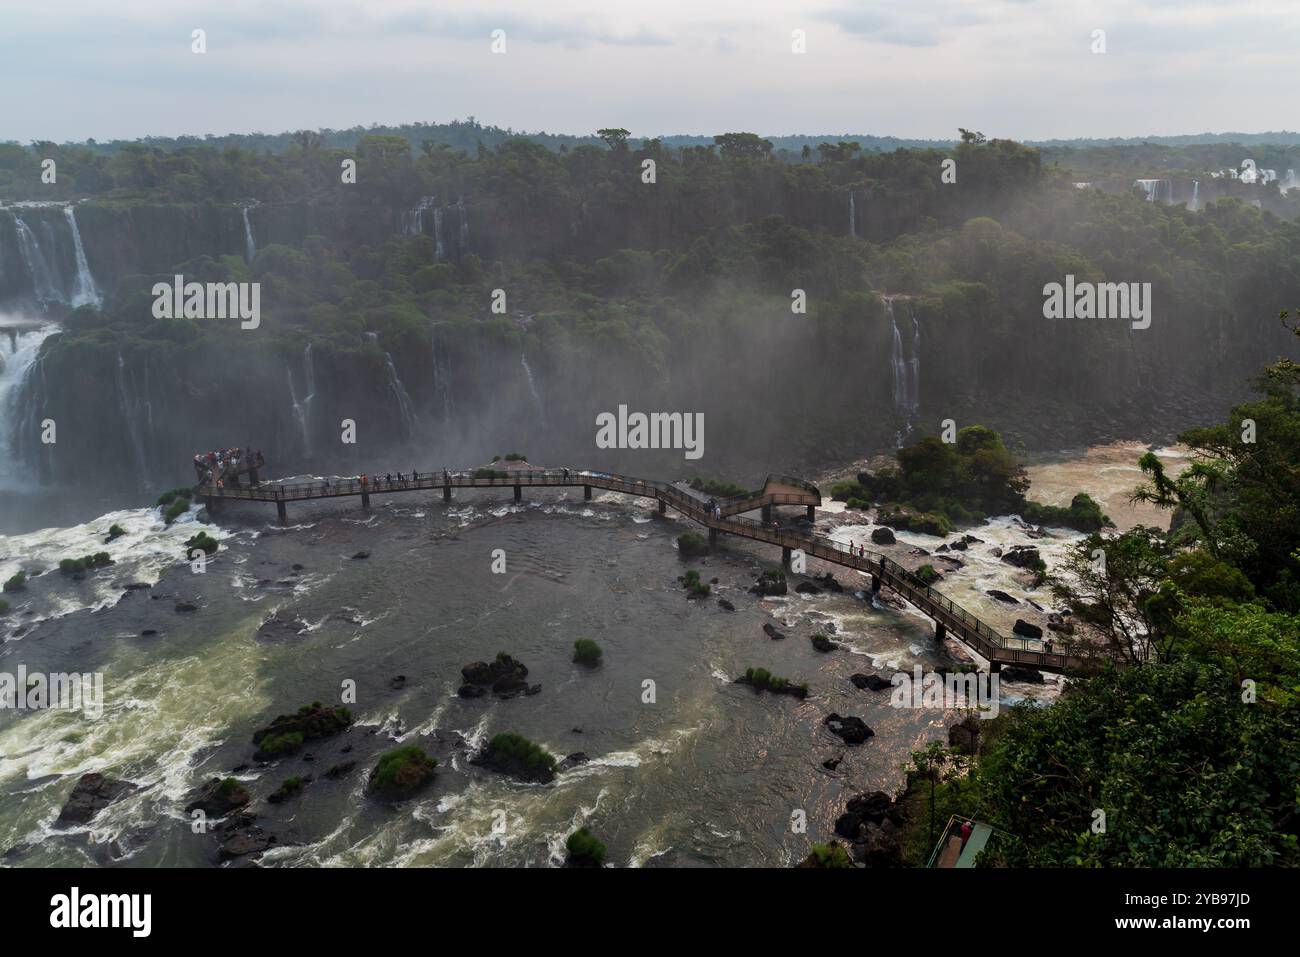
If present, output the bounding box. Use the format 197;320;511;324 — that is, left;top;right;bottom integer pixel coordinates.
0;444;1178;867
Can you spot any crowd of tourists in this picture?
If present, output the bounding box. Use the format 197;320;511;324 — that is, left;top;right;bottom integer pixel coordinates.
193;447;263;486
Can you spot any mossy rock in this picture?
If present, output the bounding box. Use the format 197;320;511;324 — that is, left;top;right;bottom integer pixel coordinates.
251;702;352;759
565;827;606;867
573;639;603;666
368;746;437;800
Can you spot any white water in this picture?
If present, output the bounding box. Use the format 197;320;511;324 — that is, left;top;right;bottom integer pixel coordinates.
114;352;151;491
1134;178;1169;203
288;343;316;456
887;298;920;442
63;207;100;308
1190;180;1200;211
848;190;856;237
384;352;419;438
242;206;257;263
521;352;545;427
0;322;56;487
13;217;63;306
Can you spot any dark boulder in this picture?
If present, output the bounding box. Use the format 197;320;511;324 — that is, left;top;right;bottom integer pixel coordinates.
1001;546;1042;569
1012;619;1043;640
557;752;590;773
55;773;139;826
1000;666;1045;684
251;702;353;760
717;598;736;611
824;713;873;745
763;622;786;640
810;634;838;653
795;581;822;595
871;527;896;545
850;672;893;692
324;760;356;780
185;777;251;817
987;589;1019;605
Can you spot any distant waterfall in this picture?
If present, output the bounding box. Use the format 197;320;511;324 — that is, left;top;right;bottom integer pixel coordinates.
384;352;419;439
114;352;152;491
848;191;856;237
0;323;55;488
458;198;469;254
287;343;316;456
887;298;920;444
403;197;446;260
13;216;64;306
521;351;545;428
1285;169;1297;192
1190;180;1199;211
431;330;453;423
242;206;257;263
433;205;446;260
1134;179;1171;203
64;207;101;307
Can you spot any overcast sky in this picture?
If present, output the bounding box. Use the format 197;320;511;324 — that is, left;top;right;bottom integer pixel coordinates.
3;0;1296;143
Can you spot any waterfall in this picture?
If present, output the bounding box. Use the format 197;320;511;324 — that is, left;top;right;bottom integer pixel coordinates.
1285;169;1297;192
521;351;545;428
458;199;469;255
384;352;419;439
403;197;446;260
242;206;257;263
887;298;920;445
288;343;316;456
13;216;64;307
1190;180;1199;211
63;207;101;307
848;191;856;237
114;351;152;491
431;330;453;424
1134;179;1169;203
0;322;55;488
433;205;445;260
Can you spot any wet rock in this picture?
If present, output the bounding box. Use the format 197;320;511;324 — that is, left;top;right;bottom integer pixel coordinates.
557;752;590;773
267;775;311;804
1000;666;1045;684
457;684;487;698
824;713;873;745
717;598;736;611
55;773;139;826
987;589;1019;605
871;527;896;545
389;675;407;690
823;755;843;771
216;813;276;862
963;534;984;545
174;601;198;613
368;747;437;801
1012;619;1043;640
763;623;786;640
462;653;527;688
750;570;788;596
251;702;353;760
324;761;357;780
470;736;557;784
795;581;822;595
351;550;370;560
185;777;251;817
836;791;898;842
949;539;967;551
255;611;311;642
1001;546;1042;569
850;672;893;692
810;633;838;653
815;573;844;592
990;546;1003;558
140;629;158;637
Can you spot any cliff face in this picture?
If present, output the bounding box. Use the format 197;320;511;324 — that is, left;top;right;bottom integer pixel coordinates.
0;199;1285;493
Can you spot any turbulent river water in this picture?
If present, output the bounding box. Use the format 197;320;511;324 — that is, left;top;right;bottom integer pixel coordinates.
0;442;1185;868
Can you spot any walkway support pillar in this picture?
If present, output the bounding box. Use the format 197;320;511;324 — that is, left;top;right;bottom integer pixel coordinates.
361;490;370;508
989;660;1002;674
806;505;815;521
935;622;946;644
584;485;592;500
249;468;260;486
782;546;793;569
659;499;666;515
871;574;881;594
276;499;287;525
761;504;772;524
708;527;718;546
443;484;451;501
514;485;522;502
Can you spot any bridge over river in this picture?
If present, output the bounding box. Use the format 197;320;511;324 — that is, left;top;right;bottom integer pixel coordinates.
199;465;1102;674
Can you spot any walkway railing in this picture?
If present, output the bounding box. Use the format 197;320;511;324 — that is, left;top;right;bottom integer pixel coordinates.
198;465;1100;672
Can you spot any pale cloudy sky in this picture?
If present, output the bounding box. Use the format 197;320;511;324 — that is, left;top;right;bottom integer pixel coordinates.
2;0;1296;143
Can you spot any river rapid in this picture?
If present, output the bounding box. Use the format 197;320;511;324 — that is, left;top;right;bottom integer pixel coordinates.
0;443;1183;867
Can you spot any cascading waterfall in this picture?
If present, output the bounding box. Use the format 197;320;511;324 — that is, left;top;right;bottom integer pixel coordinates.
1134;179;1171;203
1190;180;1200;211
458;198;469;255
287;343;316;455
13;216;64;307
0;323;56;488
433;205;446;260
848;190;856;237
384;352;419;439
114;351;152;491
403;197;446;260
521;351;545;428
887;298;920;445
63;206;101;307
242;206;257;263
431;330;453;424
